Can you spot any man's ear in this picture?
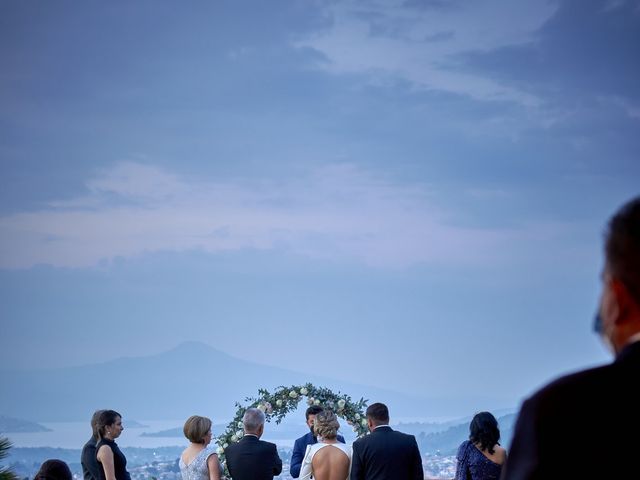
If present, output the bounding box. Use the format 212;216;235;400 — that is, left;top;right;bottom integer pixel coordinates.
611;278;632;325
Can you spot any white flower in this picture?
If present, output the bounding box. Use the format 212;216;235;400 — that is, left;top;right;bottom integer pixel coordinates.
361;419;368;426
216;447;224;455
231;435;237;442
236;430;243;438
300;387;308;395
289;391;298;398
237;421;243;428
223;443;228;448
337;399;346;409
355;413;361;420
276;399;283;407
257;404;266;412
314;399;321;405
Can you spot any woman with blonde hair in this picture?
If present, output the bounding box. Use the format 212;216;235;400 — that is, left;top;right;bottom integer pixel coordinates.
299;410;351;480
179;415;222;480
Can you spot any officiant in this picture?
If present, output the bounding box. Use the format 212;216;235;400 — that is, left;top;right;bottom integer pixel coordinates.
290;406;346;478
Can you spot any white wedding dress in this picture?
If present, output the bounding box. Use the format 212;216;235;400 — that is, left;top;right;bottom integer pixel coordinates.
299;441;352;480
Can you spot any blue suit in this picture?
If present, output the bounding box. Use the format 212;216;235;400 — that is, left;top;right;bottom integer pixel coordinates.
290;431;346;478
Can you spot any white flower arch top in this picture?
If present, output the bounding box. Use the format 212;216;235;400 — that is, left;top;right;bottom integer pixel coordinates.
216;384;368;467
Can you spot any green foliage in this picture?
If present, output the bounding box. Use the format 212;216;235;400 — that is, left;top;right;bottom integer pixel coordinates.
0;434;18;480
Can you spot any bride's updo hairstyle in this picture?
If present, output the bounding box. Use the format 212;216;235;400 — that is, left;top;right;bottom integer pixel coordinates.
314;410;340;440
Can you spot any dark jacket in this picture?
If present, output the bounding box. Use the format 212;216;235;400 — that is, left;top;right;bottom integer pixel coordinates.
290;431;346;478
501;341;640;480
350;425;424;480
224;434;282;480
81;437;101;480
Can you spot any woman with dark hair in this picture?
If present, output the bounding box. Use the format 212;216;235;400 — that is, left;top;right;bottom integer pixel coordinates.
179;415;222;480
34;459;72;480
455;412;506;480
96;410;131;480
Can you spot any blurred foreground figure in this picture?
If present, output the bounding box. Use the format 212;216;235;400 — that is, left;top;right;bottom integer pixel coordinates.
502;196;640;480
34;460;72;480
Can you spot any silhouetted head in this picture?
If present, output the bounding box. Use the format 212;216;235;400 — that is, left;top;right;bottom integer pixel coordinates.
366;403;389;430
469;411;500;454
596;196;640;354
314;410;340;440
183;415;213;445
34;460;72;480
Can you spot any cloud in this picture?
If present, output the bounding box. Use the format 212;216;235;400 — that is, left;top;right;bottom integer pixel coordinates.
296;0;556;106
0;161;535;269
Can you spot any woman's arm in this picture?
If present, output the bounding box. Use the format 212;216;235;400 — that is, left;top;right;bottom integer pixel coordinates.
206;453;221;480
97;445;117;480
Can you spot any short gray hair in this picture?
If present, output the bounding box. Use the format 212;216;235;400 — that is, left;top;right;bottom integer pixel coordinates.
243;408;265;433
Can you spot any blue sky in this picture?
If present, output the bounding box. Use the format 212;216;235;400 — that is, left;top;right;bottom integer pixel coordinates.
1;0;639;411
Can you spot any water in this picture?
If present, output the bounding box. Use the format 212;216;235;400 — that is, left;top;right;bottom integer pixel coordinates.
6;416;454;449
8;420;186;449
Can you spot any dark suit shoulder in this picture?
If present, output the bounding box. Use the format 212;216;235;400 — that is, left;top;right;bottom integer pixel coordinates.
527;362;617;409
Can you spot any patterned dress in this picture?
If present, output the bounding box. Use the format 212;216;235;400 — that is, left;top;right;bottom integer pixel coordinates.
179;446;222;480
455;440;503;480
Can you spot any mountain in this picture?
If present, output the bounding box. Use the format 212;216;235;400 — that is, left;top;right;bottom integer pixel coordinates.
0;341;508;422
0;415;51;433
416;413;517;455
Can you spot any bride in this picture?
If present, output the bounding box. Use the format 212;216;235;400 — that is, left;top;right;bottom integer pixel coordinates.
299;410;351;480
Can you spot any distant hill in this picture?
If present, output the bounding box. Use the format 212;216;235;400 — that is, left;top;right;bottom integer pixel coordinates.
0;415;51;433
416;413;517;455
125;420;149;428
140;427;183;438
0;341;505;422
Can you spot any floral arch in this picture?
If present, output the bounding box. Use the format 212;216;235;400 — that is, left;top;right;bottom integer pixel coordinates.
215;383;369;465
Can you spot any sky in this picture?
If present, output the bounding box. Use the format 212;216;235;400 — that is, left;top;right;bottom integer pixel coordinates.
1;0;639;411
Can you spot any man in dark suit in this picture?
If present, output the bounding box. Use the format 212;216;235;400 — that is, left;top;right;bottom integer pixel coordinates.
224;407;282;480
290;405;346;478
350;402;423;480
81;409;105;480
502;196;640;480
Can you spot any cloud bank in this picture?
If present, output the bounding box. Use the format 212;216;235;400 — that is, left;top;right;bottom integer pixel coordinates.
0;162;527;269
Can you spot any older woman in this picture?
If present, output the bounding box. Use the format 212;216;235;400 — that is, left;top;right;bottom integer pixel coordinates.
455;411;507;480
179;415;222;480
299;410;351;480
96;410;131;480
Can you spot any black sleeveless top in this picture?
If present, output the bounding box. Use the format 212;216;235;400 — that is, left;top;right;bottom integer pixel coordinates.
96;438;131;480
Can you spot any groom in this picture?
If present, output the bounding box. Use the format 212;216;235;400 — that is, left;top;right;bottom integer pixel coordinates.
290;405;346;478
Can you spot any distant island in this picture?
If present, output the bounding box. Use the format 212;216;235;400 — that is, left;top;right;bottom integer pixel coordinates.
124;420;149;428
140;423;227;438
0;415;51;433
140;427;182;438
